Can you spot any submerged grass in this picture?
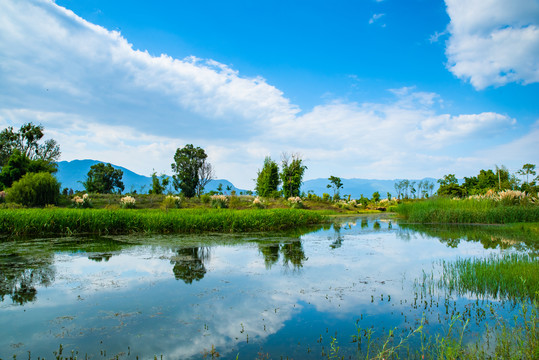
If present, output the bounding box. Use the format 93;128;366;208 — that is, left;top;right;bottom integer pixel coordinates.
0;208;327;236
396;198;539;224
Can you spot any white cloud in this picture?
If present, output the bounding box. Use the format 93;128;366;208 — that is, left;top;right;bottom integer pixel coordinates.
0;0;533;188
445;0;539;89
369;13;385;25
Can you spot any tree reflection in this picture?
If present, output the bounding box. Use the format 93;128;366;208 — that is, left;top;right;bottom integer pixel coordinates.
330;222;343;249
258;243;280;269
258;240;308;270
281;241;307;270
0;253;55;305
171;247;210;284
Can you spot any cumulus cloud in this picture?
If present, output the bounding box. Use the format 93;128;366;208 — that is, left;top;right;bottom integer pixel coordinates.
0;0;533;187
445;0;539;89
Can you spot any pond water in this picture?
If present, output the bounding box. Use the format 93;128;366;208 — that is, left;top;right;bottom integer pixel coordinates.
0;215;535;359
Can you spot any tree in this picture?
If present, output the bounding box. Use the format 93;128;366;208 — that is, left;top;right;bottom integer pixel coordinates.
171;144;208;198
0;149;57;190
327;176;343;199
372;191;380;202
255;156;280;197
518;164;536;185
197;161;214;197
437;174;464;197
6;172;60;206
83;163;124;194
280;153;307;198
149;172;170;195
0;123;60;166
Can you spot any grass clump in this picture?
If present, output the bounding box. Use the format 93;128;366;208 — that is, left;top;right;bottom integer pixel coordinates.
396;197;539;224
438;253;539;302
0;208;327;236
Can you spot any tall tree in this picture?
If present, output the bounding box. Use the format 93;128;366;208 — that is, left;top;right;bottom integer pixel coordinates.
171;144;207;198
280;153;307;198
197;161;214;196
327;176;343;199
518;164;536;185
83;163;124;194
255;156;280;197
0;123;60;166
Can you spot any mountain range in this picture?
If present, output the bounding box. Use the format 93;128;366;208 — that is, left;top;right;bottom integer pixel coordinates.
56;159;440;198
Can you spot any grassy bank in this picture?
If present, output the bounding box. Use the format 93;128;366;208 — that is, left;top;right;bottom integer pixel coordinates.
0;208;327;236
396;198;539;224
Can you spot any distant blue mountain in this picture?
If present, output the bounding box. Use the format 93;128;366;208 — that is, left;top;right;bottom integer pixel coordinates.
56;159;248;194
302;177;440;199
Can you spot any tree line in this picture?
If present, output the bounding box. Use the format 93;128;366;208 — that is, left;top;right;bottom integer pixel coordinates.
0;122;537;207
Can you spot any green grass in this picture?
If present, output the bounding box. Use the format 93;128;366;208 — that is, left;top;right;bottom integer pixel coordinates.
0;208;328;236
396;198;539;224
438;253;539;302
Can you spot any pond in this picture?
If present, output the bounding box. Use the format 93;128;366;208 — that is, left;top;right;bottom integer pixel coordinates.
0;215;535;359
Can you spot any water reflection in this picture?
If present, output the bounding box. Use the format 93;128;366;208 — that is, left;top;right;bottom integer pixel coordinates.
171;247;210;283
0;216;536;359
0;252;54;305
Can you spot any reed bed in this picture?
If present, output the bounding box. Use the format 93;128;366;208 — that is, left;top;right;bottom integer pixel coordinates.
0;208;327;236
438;253;539;302
396;198;539;224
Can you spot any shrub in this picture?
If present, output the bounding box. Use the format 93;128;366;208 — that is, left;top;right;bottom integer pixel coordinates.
252;196;265;209
120;195;136;209
210;194;228;209
322;193;330;201
288;196;303;209
161;195;181;210
6;172;60;206
201;194;211;204
71;193;92;208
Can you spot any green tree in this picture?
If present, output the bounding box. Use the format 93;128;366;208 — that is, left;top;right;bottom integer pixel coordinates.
6;172;60;206
280;153;307;198
0;149;57;189
372;191;380;202
437;174;464;197
327;176;343;199
255;156;280;197
518;164;536;185
0;123;60;166
83;163;124;194
171;144;207;198
149;172;170;195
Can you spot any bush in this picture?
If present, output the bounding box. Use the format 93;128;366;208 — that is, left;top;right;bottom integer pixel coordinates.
120;196;136;209
71;193;92;208
161;195;181;210
210;195;228;209
6;172;60;206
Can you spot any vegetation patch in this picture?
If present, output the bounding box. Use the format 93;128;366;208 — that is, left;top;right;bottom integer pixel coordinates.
0;208;327;236
396;197;539;224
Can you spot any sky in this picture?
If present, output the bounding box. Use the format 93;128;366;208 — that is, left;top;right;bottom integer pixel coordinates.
0;0;538;189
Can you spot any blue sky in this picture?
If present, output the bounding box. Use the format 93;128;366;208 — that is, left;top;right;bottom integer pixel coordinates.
0;0;538;188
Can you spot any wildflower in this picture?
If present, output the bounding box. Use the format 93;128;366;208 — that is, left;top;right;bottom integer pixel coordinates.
120;196;136;208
